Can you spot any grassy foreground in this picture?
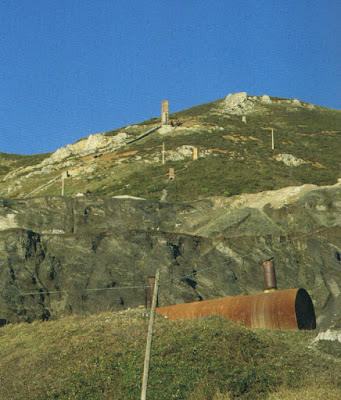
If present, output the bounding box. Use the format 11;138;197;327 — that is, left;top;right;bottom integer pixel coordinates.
0;310;340;400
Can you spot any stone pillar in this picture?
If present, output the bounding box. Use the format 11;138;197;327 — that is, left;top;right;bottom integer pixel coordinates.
161;100;169;126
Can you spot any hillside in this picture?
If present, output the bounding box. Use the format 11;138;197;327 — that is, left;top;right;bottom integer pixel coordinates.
0;312;340;400
0;93;340;399
0;93;340;325
0;93;340;201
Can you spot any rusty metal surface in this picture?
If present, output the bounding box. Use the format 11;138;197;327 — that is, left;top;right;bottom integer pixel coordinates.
263;259;277;290
156;288;316;330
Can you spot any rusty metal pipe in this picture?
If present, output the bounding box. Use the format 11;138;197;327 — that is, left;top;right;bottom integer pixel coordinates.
263;259;277;291
156;288;316;330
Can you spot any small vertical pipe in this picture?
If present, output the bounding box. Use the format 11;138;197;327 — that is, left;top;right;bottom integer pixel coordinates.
263;258;277;291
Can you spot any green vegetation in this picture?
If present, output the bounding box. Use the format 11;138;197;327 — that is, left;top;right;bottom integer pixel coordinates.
0;152;51;178
0;97;340;200
83;99;341;201
0;312;339;399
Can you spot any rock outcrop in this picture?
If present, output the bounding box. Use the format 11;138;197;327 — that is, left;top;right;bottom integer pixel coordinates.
42;132;129;165
0;182;340;329
223;92;308;115
224;92;273;115
225;92;254;115
275;153;308;167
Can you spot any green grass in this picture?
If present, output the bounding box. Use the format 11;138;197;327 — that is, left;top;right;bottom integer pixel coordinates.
0;152;51;179
1;97;340;201
0;312;339;400
95;99;341;202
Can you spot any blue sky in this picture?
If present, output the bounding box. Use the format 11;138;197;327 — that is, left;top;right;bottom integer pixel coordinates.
1;0;340;155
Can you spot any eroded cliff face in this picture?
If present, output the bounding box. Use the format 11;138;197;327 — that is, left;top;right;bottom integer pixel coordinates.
0;182;340;329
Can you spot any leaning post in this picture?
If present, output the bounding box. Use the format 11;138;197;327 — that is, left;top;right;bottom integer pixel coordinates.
141;269;160;400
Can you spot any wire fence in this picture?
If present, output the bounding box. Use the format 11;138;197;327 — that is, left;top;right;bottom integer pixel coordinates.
14;222;338;297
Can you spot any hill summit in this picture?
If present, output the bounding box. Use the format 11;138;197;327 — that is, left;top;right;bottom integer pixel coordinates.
0;92;340;201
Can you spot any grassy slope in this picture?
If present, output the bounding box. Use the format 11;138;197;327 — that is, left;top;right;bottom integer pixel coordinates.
96;99;341;202
0;152;51;177
1;97;340;201
0;99;340;400
0;311;340;400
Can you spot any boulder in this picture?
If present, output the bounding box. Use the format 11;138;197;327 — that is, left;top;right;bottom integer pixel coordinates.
275;153;307;167
224;92;254;115
261;94;272;104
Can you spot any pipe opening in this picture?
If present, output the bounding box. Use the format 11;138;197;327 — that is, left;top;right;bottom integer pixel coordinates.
295;288;316;330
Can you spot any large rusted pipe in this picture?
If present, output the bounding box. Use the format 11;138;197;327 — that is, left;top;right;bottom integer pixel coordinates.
156;288;316;330
263;259;277;291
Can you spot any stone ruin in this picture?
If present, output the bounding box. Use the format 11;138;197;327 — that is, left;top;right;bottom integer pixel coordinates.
159;99;174;134
161;100;169;126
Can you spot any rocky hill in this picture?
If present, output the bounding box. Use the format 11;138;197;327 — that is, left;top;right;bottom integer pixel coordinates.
0;93;340;329
0;92;340;201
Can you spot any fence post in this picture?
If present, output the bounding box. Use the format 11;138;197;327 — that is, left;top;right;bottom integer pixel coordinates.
141;270;160;400
271;129;275;150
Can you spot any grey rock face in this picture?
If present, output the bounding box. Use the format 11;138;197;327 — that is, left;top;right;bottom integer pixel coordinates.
224;92;272;115
0;183;340;328
225;92;254;115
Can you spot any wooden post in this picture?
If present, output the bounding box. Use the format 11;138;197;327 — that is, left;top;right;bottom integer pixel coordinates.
271;129;275;150
145;277;156;309
61;175;65;196
193;147;198;160
141;270;160;400
162;142;165;165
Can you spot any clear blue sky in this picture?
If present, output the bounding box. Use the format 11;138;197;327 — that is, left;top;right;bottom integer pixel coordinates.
1;0;340;155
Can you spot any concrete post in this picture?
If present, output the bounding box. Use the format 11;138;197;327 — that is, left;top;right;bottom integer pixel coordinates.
193;147;198;160
61;171;68;196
